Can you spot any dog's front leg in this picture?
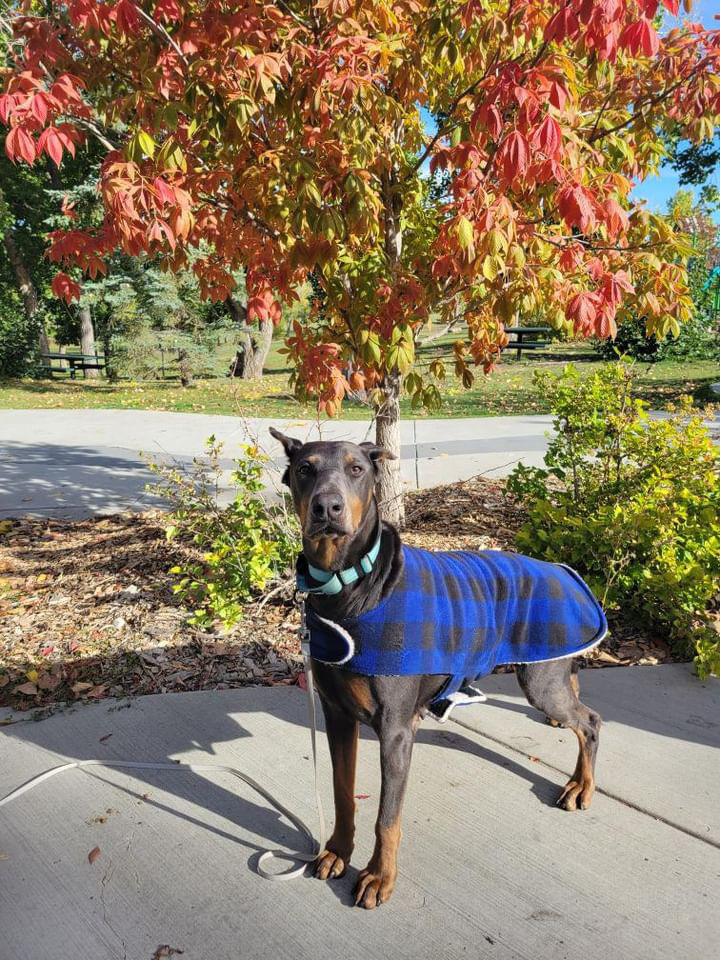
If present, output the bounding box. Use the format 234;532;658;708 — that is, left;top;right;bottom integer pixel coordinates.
355;718;416;909
315;704;359;880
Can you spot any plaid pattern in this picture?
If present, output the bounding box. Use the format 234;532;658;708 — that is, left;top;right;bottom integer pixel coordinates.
306;547;607;702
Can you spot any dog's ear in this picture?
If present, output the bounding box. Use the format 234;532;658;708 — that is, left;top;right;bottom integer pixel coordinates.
359;442;397;469
270;427;303;460
270;427;303;486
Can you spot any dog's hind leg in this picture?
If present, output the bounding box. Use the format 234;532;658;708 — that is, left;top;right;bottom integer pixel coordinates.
314;705;359;880
516;660;601;811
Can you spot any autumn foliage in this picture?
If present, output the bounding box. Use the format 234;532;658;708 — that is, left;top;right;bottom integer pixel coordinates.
1;0;719;424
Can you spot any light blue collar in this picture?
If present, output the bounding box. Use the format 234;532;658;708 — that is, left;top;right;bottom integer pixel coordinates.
296;529;383;596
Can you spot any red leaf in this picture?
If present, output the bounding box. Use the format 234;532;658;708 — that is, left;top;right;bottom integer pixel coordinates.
114;0;141;37
603;197;630;239
533;114;562;158
154;0;182;22
544;7;579;43
5;126;36;164
0;93;15;124
51;272;82;303
567;292;600;333
37;127;63;166
620;19;659;58
497;131;529;181
557;184;597;233
30;93;49;125
549;81;568;111
88;846;101;865
354;794;370;800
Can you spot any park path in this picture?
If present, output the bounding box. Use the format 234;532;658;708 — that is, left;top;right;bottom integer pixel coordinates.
0;408;553;517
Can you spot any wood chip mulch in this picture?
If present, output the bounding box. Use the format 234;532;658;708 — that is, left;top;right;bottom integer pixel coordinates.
0;476;680;719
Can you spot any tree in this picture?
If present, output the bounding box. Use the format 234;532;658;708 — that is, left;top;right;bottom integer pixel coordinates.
2;2;719;523
666;129;720;186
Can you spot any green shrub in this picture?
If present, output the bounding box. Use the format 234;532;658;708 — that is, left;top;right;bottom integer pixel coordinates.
593;312;719;363
507;362;720;678
148;438;299;627
111;329;221;382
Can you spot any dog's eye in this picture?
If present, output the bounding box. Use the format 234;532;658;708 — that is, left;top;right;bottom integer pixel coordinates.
296;462;312;477
350;464;363;476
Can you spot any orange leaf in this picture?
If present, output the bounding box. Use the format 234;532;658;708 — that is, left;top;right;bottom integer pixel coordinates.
88;846;101;865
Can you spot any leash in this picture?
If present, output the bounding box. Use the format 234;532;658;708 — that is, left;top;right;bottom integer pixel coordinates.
0;598;327;882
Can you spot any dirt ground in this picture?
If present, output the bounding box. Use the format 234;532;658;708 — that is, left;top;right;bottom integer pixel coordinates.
0;477;676;718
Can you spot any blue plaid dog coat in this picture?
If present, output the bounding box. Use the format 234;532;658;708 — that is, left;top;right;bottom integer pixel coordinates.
304;547;607;715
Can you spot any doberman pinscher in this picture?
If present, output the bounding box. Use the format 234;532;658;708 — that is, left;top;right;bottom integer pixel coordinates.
271;429;602;910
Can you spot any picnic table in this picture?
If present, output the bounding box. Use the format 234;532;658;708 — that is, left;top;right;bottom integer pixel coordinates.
503;326;552;359
41;351;106;379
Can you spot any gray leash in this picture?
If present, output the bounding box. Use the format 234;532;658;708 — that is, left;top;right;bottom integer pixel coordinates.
0;601;326;882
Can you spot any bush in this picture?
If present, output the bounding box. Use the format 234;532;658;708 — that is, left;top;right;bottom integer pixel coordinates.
593;312;719;363
0;295;41;377
148;439;299;627
111;329;222;382
507;362;720;678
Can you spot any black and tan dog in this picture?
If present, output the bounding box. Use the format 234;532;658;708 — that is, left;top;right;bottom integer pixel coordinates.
271;428;602;910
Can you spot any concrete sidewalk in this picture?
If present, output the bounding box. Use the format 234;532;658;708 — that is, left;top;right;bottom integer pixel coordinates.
1;664;718;960
0;409;553;517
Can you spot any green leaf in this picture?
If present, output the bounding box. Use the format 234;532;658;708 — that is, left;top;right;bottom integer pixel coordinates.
137;129;156;159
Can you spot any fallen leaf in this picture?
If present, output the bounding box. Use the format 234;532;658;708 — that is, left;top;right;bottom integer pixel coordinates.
88;846;101;865
14;682;38;696
37;672;61;691
98;733;113;743
0;674;9;688
153;946;184;959
71;682;93;694
354;794;370;800
87;684;107;699
296;672;307;690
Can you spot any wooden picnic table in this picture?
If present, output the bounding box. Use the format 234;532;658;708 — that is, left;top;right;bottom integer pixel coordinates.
503;326;552;360
41;352;106;379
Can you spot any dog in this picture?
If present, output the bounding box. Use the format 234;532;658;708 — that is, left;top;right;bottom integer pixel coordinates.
271;428;604;909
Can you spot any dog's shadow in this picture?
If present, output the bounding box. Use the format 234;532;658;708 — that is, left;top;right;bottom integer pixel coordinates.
316;715;561;908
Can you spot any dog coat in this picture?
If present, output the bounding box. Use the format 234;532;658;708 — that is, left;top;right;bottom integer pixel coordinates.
303;547;607;713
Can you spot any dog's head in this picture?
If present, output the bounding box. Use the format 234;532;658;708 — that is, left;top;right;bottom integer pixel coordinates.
270;427;395;571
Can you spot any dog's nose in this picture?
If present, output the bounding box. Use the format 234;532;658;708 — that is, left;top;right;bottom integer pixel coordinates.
311;493;344;521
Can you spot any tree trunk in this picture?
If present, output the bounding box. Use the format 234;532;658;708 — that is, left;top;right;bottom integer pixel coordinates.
178;349;193;387
78;304;99;378
241;317;273;379
374;151;406;527
227;294;273;379
375;375;405;527
3;229;49;354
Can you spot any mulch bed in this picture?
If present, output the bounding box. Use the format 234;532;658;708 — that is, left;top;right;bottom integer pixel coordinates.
0;477;677;719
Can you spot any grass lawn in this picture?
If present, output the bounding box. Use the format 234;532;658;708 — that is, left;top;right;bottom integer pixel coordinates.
1;342;717;419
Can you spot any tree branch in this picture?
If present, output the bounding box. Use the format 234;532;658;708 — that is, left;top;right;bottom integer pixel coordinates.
135;3;189;66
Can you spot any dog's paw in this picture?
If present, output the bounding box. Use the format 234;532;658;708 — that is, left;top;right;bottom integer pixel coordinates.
314;848;349;880
557;777;594;811
354;867;396;909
